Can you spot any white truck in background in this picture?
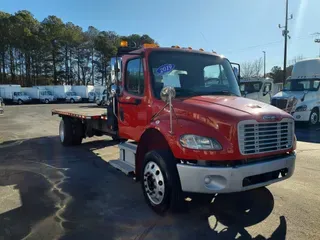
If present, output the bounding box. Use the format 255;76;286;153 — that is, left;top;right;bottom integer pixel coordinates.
0;85;32;104
272;58;320;125
72;85;95;102
45;85;81;103
240;78;283;104
22;86;56;104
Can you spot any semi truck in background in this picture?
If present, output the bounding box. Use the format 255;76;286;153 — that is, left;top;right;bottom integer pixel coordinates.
0;85;32;104
240;78;283;104
22;86;56;103
272;58;320;126
52;41;296;214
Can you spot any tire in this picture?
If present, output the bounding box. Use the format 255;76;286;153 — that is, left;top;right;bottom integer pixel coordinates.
70;98;75;103
18;99;23;105
45;99;49;104
309;108;319;126
141;150;185;215
72;121;83;145
59;118;73;146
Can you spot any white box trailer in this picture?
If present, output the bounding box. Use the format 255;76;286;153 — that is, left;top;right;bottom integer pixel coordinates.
72;85;95;102
45;85;72;100
0;84;31;104
22;87;56;103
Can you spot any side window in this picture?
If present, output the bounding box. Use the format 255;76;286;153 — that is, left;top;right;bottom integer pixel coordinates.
125;58;144;96
204;64;228;86
263;83;272;93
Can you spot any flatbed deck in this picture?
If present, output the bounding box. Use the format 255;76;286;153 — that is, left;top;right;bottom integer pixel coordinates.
52;108;107;119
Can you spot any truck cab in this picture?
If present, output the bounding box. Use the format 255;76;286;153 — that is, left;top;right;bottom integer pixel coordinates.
13;92;32;104
40;90;56;103
272;58;320;125
240;78;278;104
65;91;82;103
53;42;296;214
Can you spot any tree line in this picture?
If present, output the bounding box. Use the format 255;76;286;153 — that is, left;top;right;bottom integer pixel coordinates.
0;10;156;87
240;55;305;83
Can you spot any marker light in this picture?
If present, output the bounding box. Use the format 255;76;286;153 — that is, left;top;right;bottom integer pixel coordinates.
120;40;128;47
143;43;159;48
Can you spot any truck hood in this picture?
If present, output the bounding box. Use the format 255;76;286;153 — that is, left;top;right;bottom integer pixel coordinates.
173;96;292;126
176;96;288;119
272;91;305;100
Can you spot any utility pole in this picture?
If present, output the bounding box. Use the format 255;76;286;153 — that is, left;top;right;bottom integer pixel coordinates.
279;0;293;85
263;51;266;78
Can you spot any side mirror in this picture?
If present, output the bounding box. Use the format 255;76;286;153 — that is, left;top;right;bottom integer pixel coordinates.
160;86;176;103
110;85;117;98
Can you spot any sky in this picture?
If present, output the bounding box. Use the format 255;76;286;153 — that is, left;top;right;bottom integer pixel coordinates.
1;0;320;72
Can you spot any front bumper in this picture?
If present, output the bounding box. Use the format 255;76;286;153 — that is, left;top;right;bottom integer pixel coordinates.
177;153;296;194
292;110;310;122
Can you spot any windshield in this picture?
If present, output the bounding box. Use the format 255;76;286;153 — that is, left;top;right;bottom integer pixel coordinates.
283;79;320;91
148;51;240;98
239;81;262;94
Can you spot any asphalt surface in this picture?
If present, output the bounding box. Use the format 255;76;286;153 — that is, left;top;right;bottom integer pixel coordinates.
0;103;319;240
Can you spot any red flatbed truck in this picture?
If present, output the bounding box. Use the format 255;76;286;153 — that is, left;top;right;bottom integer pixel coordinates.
52;41;296;214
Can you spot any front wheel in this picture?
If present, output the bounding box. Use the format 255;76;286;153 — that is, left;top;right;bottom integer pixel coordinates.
45;99;49;104
18;99;23;105
309;108;319;126
141;150;185;215
70;98;75;103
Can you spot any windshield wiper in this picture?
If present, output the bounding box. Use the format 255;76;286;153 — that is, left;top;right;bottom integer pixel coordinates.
209;91;238;96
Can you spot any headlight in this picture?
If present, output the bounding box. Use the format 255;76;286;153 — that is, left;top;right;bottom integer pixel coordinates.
179;134;222;150
295;105;307;112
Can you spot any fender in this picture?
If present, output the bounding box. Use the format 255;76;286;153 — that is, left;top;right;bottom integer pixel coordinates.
135;118;237;179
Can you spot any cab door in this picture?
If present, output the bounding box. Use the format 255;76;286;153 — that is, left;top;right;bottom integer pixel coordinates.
260;82;272;104
117;57;148;141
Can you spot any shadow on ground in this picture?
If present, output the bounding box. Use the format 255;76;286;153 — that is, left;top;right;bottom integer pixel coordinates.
295;123;320;143
0;136;286;240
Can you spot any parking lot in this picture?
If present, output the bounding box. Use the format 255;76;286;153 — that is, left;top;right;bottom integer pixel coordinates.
0;103;319;240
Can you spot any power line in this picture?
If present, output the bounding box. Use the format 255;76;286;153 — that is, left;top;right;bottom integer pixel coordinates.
224;35;313;54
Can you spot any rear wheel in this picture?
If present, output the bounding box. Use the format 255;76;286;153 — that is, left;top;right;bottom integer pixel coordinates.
45;99;49;104
18;99;23;105
59;118;83;146
309;108;319;126
70;98;75;103
59;119;73;146
141;150;184;215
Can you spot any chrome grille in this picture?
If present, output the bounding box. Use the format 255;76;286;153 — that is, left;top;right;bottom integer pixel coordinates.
238;119;294;155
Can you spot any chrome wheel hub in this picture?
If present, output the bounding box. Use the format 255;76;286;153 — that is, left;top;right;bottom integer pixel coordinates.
143;161;165;205
311;112;318;125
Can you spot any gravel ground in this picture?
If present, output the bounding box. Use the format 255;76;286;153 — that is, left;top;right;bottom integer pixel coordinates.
0;103;319;240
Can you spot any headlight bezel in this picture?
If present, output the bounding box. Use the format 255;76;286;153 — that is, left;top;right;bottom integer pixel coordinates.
295;105;308;112
179;134;222;151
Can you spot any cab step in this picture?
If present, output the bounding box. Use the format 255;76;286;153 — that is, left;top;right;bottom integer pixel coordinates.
109;160;135;175
109;141;137;175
